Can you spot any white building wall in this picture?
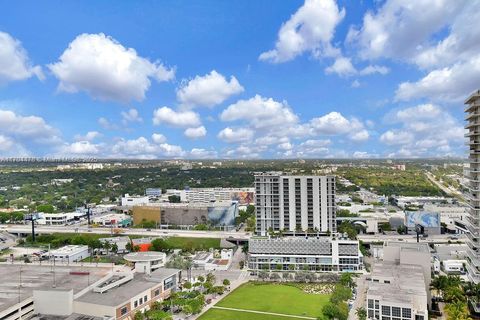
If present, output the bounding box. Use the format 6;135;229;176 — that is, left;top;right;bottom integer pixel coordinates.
73;301;115;318
33;289;73;316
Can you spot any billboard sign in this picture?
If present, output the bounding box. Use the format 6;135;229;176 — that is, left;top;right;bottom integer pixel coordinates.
405;211;440;228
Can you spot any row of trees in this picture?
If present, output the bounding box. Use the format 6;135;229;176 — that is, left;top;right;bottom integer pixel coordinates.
322;273;356;320
430;275;476;320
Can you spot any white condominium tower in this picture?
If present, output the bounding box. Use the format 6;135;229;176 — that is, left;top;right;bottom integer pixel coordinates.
254;172;336;236
466;90;480;283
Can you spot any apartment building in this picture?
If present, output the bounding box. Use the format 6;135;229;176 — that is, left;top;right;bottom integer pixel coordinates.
254;172;336;236
248;237;363;272
465;89;480;283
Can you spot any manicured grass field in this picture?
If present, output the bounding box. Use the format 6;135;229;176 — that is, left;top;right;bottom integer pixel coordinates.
198;308;307;320
199;282;330;320
163;236;221;250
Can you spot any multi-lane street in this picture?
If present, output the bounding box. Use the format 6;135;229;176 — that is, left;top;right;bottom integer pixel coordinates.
0;224;251;240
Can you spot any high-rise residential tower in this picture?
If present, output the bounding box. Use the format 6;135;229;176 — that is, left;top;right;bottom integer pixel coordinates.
254;172;336;236
465;90;480;283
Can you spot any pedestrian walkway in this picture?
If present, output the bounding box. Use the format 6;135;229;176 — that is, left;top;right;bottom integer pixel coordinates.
192;269;250;319
211;306;316;319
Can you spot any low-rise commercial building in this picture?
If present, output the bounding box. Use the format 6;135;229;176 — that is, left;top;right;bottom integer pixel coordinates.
0;265;110;320
33;268;181;320
121;194;149;207
247;237;363;272
365;241;431;320
98;237;131;254
93;213;132;227
132;202;238;227
35;212;85;226
192;249;233;271
367;263;428;320
46;245;89;263
124;251;167;274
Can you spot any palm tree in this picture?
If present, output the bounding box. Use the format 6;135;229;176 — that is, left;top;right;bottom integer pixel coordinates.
356;307;367;320
444;300;472;320
103;241;111;256
111;243;118;255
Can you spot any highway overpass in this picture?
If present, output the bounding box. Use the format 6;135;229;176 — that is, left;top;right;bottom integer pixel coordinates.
1;225;252;241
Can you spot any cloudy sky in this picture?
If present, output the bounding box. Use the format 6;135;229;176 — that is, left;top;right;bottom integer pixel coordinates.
0;0;476;159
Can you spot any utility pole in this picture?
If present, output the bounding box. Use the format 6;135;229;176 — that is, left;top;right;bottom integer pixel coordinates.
24;213;37;242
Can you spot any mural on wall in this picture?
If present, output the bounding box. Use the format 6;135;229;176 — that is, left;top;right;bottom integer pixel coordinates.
405;211;440;228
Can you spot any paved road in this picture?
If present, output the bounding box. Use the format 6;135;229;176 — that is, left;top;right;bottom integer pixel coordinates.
348;275;367;320
425;171;465;201
1;225;250;240
357;233;463;244
0;231;16;251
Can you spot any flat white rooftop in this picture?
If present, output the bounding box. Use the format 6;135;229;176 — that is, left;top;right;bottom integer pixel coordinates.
124;251;166;262
50;245;88;255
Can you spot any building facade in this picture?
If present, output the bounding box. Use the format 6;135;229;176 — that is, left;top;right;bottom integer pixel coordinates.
254;172;336;236
465;90;480;283
121;194;150;207
33;268;181;320
367;263;427;320
248;237;363;272
46;245;89;263
132;202;238;227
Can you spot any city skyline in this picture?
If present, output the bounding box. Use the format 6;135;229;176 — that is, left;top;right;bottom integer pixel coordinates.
0;0;477;159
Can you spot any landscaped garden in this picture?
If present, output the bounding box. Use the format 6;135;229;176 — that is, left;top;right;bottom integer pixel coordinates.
198;282;332;320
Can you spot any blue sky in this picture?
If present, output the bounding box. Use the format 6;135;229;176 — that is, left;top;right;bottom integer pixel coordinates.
0;0;477;159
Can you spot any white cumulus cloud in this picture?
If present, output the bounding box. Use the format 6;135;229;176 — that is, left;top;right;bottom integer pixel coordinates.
152;107;201;128
0;31;43;84
49;33;174;102
217;127;254;143
259;0;345;63
74;131;101;142
221;95;298;129
184;126;207;139
121;108;143;124
177;70;244;108
151;133;167;144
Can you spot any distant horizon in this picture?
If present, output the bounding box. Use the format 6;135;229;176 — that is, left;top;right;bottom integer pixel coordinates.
0;157;467;162
0;1;476;159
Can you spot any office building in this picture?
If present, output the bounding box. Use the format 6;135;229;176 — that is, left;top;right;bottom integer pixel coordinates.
254;172;336;236
466;89;480;283
161;187;254;205
145;188;162;197
247;237;363;272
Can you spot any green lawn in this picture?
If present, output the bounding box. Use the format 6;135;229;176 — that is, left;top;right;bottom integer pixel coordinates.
199;282;330;320
164;237;221;250
198;308;307;320
22;233;221;250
